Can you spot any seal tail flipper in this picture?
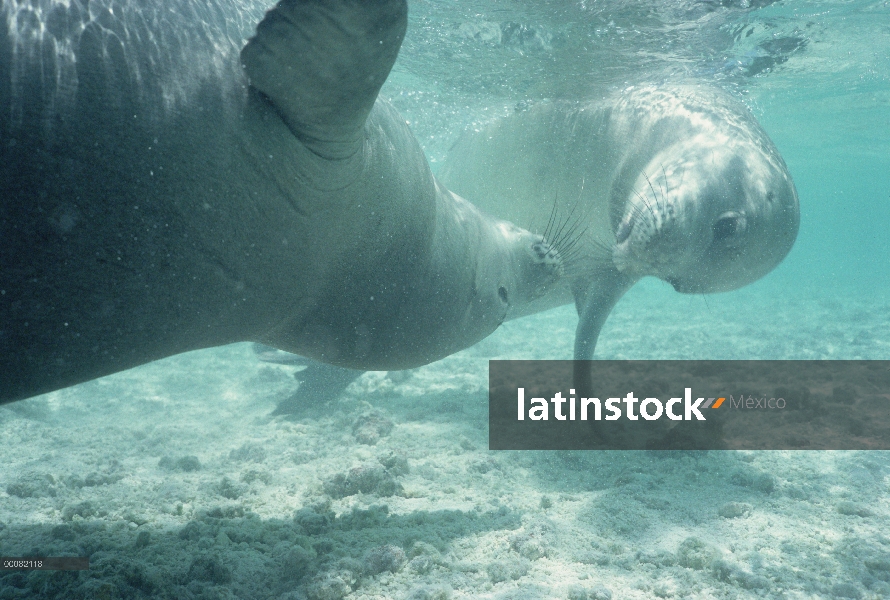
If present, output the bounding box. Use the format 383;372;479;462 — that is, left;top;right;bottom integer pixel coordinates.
240;0;407;159
572;270;636;393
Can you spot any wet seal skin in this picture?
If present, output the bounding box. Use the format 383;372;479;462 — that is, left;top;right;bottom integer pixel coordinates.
0;0;562;403
441;83;799;369
268;83;799;411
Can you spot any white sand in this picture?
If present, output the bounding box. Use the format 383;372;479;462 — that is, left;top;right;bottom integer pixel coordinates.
1;280;888;600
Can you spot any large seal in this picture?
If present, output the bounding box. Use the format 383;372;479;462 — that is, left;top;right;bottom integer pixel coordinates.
440;83;800;364
0;0;561;403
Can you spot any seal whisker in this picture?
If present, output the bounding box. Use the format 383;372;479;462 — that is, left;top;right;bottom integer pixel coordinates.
550;201;580;249
628;202;648;222
556;227;588;259
546;180;597;266
541;191;560;242
632;188;658;222
589;236;615;257
553;207;585;249
560;234;612;277
701;292;711;313
644;173;664;216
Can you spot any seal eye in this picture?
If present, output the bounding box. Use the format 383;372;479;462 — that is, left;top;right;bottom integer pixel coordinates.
498;286;509;305
712;214;740;243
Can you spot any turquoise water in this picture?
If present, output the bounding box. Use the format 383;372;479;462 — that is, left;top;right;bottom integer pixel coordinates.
2;1;890;598
750;2;890;292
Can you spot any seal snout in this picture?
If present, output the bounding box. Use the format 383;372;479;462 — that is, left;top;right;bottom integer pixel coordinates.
531;237;563;270
612;203;681;276
510;233;563;303
530;235;564;284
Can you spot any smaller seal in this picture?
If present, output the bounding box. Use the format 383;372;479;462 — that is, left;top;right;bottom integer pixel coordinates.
440;83;800;368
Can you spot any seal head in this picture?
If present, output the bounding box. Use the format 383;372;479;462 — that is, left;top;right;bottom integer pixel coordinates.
612;95;799;294
472;199;564;313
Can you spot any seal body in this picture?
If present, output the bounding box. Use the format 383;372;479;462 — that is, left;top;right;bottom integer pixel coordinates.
258;83;801;414
0;0;561;402
439;84;800;360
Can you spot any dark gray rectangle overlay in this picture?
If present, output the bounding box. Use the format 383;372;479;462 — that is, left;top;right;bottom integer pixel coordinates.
489;361;890;450
1;557;89;570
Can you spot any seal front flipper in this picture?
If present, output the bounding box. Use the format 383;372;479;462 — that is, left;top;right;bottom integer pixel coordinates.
274;360;362;416
572;269;636;393
241;0;407;159
252;345;362;415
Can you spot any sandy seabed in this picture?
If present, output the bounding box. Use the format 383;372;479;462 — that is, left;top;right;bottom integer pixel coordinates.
2;280;889;600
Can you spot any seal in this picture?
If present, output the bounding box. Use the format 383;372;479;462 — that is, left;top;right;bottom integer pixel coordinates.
257;83;800;412
440;83;800;366
0;0;562;403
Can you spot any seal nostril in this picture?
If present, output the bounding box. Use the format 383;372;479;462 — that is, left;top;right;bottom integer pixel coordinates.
498;286;509;305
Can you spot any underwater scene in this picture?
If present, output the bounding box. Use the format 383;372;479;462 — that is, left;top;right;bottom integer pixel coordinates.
1;0;889;598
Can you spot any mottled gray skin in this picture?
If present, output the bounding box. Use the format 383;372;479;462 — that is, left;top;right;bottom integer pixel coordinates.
0;0;561;403
439;84;800;362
